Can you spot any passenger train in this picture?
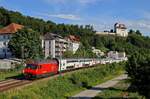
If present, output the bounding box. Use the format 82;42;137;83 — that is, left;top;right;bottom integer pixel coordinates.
23;58;126;79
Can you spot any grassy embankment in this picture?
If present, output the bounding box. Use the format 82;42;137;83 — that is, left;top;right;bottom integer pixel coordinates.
0;71;21;80
0;62;126;99
93;79;144;99
0;64;24;80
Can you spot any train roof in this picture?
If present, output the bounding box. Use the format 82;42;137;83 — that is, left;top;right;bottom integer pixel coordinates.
26;59;58;64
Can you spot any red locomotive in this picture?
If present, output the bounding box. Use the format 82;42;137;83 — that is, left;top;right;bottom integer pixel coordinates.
23;59;59;79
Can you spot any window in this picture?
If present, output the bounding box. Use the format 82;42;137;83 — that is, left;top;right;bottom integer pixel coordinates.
7;35;10;39
3;49;6;52
3;42;7;46
3;35;6;39
7;49;10;52
26;64;38;70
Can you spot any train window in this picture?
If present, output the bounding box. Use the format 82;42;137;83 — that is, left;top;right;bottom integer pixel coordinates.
26;64;38;70
67;60;78;63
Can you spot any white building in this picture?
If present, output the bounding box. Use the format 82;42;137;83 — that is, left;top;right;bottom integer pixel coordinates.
42;33;68;58
96;23;128;37
107;51;126;59
114;23;128;37
65;35;80;54
42;34;80;58
0;23;23;58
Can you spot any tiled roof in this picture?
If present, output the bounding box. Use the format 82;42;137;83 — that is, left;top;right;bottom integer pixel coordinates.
66;35;80;42
43;33;63;40
0;23;24;34
115;23;127;29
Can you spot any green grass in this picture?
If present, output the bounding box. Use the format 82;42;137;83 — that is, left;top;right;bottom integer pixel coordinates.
0;70;21;80
93;79;145;99
0;62;126;99
0;65;24;80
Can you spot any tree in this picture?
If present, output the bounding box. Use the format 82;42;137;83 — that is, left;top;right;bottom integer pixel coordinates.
135;30;142;36
126;50;150;98
63;51;74;58
129;29;135;34
8;27;43;59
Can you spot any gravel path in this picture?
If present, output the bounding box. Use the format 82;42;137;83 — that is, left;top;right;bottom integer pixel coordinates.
70;74;128;99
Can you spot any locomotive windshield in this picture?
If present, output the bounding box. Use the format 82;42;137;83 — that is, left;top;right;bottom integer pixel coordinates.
26;64;38;70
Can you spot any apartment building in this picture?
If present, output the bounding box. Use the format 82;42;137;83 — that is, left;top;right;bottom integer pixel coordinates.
42;33;68;58
42;33;80;58
0;23;23;58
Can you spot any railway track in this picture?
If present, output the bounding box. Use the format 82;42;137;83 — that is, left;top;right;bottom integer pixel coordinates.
0;79;31;92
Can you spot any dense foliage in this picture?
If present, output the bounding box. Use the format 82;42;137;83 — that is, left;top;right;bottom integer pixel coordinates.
8;28;43;59
126;50;150;98
0;62;125;99
63;45;97;58
93;32;150;55
0;7;95;48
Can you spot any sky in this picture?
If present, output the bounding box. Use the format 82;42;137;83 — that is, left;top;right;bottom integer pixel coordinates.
0;0;150;36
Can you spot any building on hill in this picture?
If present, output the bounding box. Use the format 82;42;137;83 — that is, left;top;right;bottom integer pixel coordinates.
0;23;24;58
114;23;128;37
65;35;80;54
41;33;80;58
96;23;128;37
41;33;68;58
107;51;127;60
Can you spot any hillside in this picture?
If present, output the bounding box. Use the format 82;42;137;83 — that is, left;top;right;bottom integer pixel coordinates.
0;7;150;57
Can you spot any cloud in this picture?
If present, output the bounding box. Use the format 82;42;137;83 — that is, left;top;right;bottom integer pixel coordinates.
49;14;81;20
38;13;81;21
77;0;99;4
43;0;99;5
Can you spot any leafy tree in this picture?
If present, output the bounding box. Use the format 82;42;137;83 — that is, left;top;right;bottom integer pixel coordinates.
135;30;142;36
74;45;96;58
63;51;74;58
8;27;43;59
126;50;150;98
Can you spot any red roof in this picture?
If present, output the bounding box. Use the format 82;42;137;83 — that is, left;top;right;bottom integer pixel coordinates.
0;23;24;34
115;23;127;29
66;35;80;42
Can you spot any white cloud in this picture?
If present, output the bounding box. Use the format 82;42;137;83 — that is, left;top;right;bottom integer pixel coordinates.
43;0;100;5
49;14;81;20
38;13;81;20
77;0;99;4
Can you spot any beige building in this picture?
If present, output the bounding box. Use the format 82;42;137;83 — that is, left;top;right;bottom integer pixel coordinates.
41;33;68;58
114;23;128;37
41;33;80;58
96;23;128;37
107;51;126;59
